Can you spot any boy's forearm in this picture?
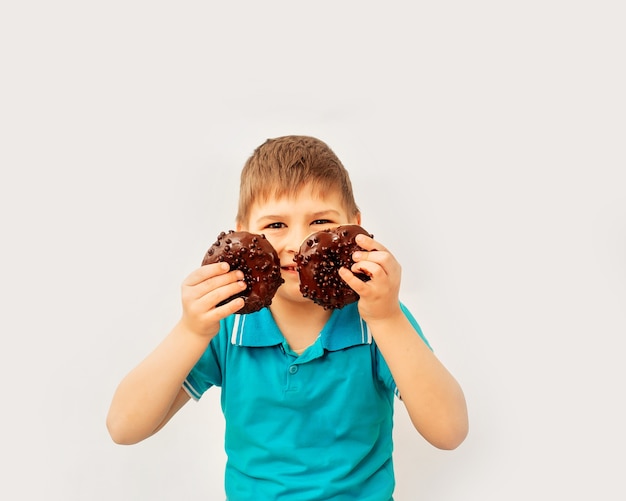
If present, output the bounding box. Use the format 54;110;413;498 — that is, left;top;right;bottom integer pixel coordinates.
368;312;469;450
106;322;211;445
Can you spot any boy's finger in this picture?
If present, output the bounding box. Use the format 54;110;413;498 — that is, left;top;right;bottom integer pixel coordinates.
355;233;386;252
352;249;388;267
185;262;230;286
338;266;368;294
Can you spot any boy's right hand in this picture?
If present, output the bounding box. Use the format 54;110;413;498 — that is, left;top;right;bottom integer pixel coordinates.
179;262;247;339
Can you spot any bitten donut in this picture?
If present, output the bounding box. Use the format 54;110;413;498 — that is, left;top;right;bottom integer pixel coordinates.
202;230;284;314
294;224;373;310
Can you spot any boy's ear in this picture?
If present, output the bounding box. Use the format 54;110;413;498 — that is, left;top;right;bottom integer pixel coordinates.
236;221;243;231
354;212;362;225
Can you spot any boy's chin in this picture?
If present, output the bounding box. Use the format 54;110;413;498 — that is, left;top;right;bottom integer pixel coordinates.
276;283;313;306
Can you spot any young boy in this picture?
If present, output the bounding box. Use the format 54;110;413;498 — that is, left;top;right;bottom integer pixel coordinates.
107;135;468;499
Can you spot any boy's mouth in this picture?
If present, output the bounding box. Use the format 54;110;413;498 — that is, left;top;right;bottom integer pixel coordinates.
281;265;297;273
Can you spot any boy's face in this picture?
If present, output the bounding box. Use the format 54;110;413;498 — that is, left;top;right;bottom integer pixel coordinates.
238;183;361;307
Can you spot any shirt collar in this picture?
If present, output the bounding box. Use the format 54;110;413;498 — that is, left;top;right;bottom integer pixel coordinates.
229;302;371;351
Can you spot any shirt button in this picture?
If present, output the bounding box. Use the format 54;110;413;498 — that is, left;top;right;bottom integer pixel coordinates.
289;365;298;374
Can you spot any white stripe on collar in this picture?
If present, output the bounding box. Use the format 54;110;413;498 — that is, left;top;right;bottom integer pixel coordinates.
231;314;245;345
360;316;372;344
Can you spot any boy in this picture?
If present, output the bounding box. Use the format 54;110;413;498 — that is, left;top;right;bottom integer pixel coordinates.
107;135;468;499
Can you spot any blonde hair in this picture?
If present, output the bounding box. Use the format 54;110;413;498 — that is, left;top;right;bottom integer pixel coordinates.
236;135;359;225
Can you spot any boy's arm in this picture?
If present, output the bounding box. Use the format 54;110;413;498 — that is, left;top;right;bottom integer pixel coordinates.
367;312;468;450
106;263;246;445
339;235;469;450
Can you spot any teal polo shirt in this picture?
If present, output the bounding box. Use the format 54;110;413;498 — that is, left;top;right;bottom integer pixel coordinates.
183;302;429;500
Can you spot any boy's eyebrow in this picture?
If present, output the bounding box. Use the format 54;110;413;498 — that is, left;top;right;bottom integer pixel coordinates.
310;209;342;218
254;209;341;224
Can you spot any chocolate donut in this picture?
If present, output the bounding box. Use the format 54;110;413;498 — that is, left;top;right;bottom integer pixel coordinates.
202;230;284;314
294;224;373;310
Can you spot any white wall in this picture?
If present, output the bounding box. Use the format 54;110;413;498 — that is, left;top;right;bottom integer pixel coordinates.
1;2;624;499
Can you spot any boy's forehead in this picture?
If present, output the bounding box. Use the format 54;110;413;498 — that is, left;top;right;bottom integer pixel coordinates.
243;186;347;223
254;185;344;211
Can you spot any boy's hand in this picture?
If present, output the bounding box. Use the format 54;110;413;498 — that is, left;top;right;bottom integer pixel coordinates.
179;262;247;339
338;234;403;323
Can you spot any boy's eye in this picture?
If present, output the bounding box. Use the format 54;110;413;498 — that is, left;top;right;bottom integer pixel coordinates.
312;219;332;225
266;222;286;229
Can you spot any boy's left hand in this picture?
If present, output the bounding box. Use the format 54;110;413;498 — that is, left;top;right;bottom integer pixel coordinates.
338;233;403;323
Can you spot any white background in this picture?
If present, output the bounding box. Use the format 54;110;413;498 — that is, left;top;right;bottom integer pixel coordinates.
1;1;625;500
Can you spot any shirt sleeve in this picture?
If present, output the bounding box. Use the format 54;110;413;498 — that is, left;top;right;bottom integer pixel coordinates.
399;301;431;350
182;327;226;401
374;302;432;398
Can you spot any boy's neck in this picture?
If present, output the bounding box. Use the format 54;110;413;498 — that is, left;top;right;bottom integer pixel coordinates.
269;299;332;351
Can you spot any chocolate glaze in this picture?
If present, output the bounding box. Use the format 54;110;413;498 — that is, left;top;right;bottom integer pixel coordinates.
202;230;284;314
294;224;373;310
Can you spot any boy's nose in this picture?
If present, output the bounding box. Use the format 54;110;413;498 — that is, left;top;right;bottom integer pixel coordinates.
284;227;310;254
